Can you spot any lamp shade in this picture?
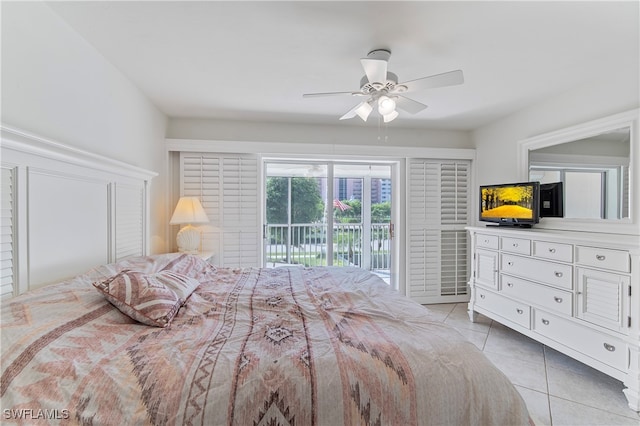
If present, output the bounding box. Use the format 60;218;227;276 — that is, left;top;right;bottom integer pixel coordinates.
170;197;209;225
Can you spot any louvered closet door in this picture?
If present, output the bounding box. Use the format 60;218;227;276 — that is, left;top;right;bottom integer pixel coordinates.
1;167;15;299
408;160;470;304
181;153;260;267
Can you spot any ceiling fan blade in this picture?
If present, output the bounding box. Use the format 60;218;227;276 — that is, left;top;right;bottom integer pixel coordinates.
303;91;365;98
398;70;464;93
395;95;428;114
360;58;388;85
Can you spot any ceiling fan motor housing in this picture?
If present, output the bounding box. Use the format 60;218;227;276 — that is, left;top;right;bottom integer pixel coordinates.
367;49;392;61
359;72;406;96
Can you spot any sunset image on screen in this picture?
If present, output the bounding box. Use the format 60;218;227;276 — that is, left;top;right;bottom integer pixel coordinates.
481;186;534;219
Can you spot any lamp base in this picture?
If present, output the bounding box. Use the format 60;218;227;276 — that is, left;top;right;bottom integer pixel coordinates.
176;224;201;254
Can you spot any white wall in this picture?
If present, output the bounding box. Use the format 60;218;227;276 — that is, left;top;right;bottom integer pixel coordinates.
472;66;639;187
167;118;472;149
1;1;169;254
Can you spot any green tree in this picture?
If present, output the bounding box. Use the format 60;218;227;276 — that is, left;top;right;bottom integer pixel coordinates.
371;201;391;223
266;177;324;224
334;200;390;223
334;199;361;223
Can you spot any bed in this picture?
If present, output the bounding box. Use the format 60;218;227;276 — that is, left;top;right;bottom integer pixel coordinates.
1;253;531;425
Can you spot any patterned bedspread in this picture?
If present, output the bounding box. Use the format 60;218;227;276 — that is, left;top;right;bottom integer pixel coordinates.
1;254;531;425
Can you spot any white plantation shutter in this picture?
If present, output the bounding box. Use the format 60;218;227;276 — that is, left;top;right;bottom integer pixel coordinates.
408;159;470;304
1;167;15;299
115;183;146;260
181;153;260;267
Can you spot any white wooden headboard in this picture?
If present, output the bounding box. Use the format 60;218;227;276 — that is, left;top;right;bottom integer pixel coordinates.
1;126;157;299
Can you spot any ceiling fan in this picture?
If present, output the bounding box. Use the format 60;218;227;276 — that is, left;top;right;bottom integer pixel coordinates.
303;49;464;123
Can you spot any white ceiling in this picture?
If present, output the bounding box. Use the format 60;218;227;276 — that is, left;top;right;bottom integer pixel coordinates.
46;1;639;131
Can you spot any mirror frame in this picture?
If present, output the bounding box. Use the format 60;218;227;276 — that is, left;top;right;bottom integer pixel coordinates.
518;108;639;235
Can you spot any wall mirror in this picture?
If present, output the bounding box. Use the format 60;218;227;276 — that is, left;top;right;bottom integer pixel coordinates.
518;109;639;234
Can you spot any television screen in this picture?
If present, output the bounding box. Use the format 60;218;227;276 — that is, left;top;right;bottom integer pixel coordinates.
480;181;540;227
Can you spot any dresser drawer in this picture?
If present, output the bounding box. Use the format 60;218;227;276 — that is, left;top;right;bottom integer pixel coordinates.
501;274;572;316
501;253;573;290
476;233;499;250
532;310;627;372
475;288;530;329
576;246;630;273
532;240;573;263
501;236;531;255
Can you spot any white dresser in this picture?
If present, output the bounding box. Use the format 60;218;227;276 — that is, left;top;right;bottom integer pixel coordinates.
467;226;640;411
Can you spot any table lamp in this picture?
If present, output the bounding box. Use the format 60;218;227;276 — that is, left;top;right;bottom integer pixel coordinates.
170;196;209;253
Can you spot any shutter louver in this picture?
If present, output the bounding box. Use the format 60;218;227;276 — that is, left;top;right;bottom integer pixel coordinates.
441;162;468;224
180;153;260;267
440;229;468;296
1;167;15;299
115;183;145;260
408;159;470;304
183;156;221;224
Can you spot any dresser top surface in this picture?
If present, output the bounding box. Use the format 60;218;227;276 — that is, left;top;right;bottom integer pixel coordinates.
466;226;640;251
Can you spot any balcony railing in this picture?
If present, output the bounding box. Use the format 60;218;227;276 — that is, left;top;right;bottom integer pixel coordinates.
265;223;390;271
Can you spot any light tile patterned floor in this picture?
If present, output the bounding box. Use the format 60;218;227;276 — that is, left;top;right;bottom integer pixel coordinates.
426;303;640;426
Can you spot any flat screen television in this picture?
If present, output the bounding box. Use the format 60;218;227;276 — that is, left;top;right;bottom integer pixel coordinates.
479;181;540;227
539;182;564;218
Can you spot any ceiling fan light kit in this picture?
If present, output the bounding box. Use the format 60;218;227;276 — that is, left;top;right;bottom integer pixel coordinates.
383;110;399;123
355;102;373;121
377;95;396;114
303;49;464;124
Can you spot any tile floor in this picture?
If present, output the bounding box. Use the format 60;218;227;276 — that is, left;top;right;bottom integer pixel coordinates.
425;303;640;426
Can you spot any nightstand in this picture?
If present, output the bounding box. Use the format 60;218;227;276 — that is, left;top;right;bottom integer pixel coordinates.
174;251;214;263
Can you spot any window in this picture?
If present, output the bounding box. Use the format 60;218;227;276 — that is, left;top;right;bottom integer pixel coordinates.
264;161;394;285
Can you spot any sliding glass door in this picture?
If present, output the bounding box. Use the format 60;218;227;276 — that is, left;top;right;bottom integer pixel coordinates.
264;161;394;283
265;163;328;268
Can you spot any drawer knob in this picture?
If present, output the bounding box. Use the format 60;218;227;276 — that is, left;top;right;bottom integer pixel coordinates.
603;343;616;352
554;272;563;278
596;255;606;261
507;282;514;288
480;294;486;299
542;319;550;325
513;243;518;248
508;261;513;266
516;308;523;314
549;248;556;253
554;296;563;303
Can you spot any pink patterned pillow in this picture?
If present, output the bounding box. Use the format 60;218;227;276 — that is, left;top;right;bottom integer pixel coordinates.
94;270;181;327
